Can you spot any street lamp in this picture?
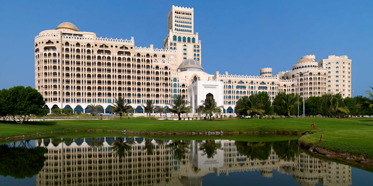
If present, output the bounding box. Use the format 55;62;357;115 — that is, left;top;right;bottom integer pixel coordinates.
297;71;309;117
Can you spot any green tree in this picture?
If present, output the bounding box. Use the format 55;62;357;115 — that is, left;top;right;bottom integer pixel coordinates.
235;96;251;117
246;94;265;118
0;89;8;120
0;145;47;179
110;97;131;119
52;108;62;115
274;92;299;117
235;93;272;117
155;106;165;117
62;108;73;115
200;97;221;120
198;140;222;158
324;94;349;117
0;86;47;123
257;92;272;114
305;96;321;116
87;104;103;116
343;97;361;116
167;95;191;120
354;95;373;115
143;100;155;119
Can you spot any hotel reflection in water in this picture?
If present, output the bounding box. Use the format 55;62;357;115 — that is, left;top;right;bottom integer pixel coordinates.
35;137;351;186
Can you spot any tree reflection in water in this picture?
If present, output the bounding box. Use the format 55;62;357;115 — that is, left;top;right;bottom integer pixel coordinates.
273;140;300;161
235;141;272;160
112;137;134;158
88;137;104;148
144;139;155;155
199;140;222;158
167;140;190;160
0;141;47;179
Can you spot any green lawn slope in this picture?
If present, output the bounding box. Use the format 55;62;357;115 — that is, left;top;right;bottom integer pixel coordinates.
1;117;373;157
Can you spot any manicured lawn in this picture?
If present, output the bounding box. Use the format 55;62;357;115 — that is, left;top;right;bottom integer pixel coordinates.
1;117;373;157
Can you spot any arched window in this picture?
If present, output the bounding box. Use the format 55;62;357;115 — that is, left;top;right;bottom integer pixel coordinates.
187;37;191;42
192;38;195;43
183;37;186;42
178;36;181;42
173;35;177;41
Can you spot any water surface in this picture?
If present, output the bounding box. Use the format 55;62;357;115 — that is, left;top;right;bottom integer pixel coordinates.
0;137;372;186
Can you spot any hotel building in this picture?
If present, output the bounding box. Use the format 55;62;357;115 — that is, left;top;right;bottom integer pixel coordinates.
34;5;351;114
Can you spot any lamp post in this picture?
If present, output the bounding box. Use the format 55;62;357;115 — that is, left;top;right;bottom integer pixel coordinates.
297;71;309;117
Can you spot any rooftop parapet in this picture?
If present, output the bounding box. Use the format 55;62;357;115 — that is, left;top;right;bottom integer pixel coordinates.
218;74;279;80
35;33;134;44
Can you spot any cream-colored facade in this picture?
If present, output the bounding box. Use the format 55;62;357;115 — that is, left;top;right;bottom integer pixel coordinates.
34;6;352;114
35;138;352;186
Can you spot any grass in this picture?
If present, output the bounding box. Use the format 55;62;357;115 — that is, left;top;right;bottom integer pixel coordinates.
1;117;373;157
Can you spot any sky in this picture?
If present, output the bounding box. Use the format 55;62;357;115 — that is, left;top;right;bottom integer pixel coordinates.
0;0;372;96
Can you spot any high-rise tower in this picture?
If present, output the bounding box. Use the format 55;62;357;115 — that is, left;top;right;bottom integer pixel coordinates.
164;5;201;66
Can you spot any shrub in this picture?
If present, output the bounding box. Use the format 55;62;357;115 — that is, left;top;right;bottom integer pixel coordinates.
204;116;206;120
229;115;233;118
259;116;262;119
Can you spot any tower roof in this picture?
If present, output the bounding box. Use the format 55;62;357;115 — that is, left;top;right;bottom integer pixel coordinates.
56;22;79;31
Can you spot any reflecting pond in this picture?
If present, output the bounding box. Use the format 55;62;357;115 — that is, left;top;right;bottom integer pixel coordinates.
0;137;372;186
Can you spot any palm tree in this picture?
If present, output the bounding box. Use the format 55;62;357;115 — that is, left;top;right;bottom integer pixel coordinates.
246;94;265;118
155;106;165;118
112;137;133;158
281;93;299;117
143;100;155;119
110;97;130;119
87;104;103;116
167;140;190;160
366;86;373;108
167;95;191;120
327;94;350;117
200;97;221;120
198;140;222;158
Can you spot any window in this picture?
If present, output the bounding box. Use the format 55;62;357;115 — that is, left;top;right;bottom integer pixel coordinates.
183;49;187;51
336;80;339;82
336;71;339;73
183;53;187;55
173;36;177;41
178;36;181;42
328;71;331;74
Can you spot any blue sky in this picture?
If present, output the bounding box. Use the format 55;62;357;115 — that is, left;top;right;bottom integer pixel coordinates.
0;0;371;96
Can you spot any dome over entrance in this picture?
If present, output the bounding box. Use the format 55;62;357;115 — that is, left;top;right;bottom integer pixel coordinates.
178;59;204;72
55;22;79;31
